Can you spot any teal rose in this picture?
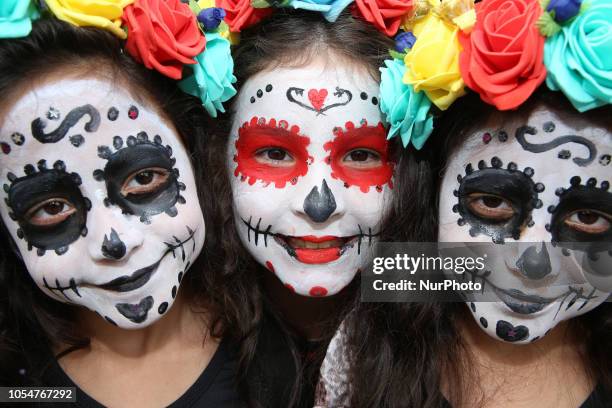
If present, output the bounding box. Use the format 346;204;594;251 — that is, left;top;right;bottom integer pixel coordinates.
179;33;237;118
544;0;612;112
0;0;39;38
288;0;354;22
379;58;433;150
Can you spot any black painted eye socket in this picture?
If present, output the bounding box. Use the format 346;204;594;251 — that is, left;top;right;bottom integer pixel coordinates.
456;165;539;243
550;181;612;248
5;162;89;255
96;133;185;223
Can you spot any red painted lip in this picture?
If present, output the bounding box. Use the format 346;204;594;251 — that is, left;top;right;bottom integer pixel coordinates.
298;235;339;243
295;247;341;264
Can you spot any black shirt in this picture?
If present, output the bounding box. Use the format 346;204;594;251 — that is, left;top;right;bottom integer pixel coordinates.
36;338;244;408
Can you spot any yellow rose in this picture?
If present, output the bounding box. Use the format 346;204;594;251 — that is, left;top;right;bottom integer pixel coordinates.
45;0;134;39
402;10;465;110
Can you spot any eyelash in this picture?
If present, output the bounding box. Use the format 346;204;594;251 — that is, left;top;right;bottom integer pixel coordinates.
563;210;611;234
25;198;76;227
120;167;170;196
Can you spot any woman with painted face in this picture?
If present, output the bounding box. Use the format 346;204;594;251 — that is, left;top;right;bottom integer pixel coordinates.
316;0;612;405
207;7;434;406
0;10;255;407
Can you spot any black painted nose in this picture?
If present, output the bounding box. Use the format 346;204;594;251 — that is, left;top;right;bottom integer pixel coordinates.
303;179;337;223
515;242;552;280
101;228;127;259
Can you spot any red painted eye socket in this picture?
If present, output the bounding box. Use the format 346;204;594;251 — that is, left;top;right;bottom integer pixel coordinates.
233;117;311;188
324;121;393;193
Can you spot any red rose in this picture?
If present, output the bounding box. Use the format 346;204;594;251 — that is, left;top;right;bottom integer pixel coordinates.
458;0;546;110
353;0;413;36
123;0;206;80
215;0;273;32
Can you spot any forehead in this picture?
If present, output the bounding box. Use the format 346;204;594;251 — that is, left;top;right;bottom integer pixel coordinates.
0;78;179;170
448;106;611;175
232;62;383;133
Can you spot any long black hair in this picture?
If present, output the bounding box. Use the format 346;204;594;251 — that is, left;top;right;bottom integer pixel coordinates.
204;8;439;407
0;18;258;389
344;88;612;407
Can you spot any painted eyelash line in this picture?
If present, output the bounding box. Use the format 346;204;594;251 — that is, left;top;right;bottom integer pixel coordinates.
94;131;186;224
547;175;612;259
454;157;543;244
4;159;91;256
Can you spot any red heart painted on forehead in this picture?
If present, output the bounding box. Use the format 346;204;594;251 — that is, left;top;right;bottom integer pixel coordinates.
307;88;328;112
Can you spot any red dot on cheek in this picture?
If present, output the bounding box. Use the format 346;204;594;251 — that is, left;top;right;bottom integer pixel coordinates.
309;286;328;297
285;283;295;293
265;261;275;273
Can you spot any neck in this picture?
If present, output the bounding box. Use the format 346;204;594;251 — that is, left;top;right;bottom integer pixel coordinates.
66;291;208;358
262;270;351;340
449;309;592;407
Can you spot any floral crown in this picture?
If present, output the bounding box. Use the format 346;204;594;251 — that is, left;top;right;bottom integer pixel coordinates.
0;0;238;118
218;0;611;149
379;0;612;149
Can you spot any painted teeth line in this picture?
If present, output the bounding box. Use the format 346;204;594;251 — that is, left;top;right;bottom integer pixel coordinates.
357;224;379;255
43;277;81;300
241;216;272;247
163;225;196;262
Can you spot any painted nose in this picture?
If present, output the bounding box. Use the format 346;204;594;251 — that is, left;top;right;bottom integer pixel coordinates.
515;242;552;280
101;228;127;260
303;179;337;223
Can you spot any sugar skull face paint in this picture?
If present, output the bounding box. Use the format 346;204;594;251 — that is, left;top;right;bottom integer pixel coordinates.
438;105;611;344
0;78;205;329
227;63;392;297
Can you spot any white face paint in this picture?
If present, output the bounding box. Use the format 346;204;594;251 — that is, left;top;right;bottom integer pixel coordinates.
227;62;392;297
0;78;205;329
438;105;611;344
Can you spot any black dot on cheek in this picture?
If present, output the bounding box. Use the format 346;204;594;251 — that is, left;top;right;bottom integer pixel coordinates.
470;302;476;313
256;89;263;98
250;96;255;104
158;302;168;315
265;84;273;92
360;92;368;100
534;183;545;193
1;142;11;155
171;286;177;299
480;317;488;328
371;96;378;105
107;107;119;121
523;167;534;177
178;272;183;283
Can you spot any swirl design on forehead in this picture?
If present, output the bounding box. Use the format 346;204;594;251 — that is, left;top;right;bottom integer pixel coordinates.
515;125;596;167
31;104;101;144
286;87;353;115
